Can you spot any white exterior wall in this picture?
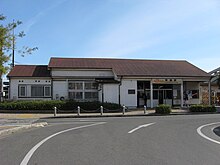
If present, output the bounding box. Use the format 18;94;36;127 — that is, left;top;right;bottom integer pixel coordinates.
103;84;119;104
53;80;68;100
52;70;114;78
9;78;51;100
120;79;137;107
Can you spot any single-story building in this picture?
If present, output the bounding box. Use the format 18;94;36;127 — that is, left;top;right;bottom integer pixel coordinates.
7;58;211;108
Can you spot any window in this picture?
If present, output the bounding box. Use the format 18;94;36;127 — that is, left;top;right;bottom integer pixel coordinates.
31;86;44;97
137;81;150;90
18;85;51;98
165;90;172;99
69;82;83;90
68;81;98;101
192;90;199;99
153;90;158;99
44;86;51;97
85;82;98;90
85;92;98;99
19;85;26;97
69;92;83;100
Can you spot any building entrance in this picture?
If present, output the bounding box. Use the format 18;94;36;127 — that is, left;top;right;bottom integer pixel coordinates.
159;90;163;104
137;81;150;107
137;81;181;107
154;88;173;105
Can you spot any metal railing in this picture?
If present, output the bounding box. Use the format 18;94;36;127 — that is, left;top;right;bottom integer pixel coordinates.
53;105;148;117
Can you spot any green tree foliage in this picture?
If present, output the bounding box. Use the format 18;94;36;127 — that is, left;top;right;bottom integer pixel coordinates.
0;14;10;75
0;14;38;75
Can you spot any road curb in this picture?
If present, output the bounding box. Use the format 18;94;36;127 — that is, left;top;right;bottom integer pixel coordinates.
0;122;48;137
213;126;220;137
40;112;220;119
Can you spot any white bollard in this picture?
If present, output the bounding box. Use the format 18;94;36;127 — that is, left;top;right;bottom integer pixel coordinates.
144;105;147;114
100;106;103;116
54;106;57;117
77;106;80;116
123;106;126;115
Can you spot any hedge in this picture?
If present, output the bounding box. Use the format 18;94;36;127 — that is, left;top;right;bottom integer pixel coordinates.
0;100;122;113
189;105;216;113
155;104;171;114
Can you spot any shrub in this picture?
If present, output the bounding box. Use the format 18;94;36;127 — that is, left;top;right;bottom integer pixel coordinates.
0;100;121;113
155;104;171;114
0;100;64;111
189;105;216;113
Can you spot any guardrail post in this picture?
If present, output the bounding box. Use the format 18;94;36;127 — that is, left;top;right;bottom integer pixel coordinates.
77;106;80;116
54;106;57;117
123;106;126;115
144;105;147;114
100;106;103;116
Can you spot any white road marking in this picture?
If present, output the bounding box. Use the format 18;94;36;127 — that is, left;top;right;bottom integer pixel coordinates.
197;122;220;145
20;122;106;165
79;119;105;122
128;123;155;134
48;122;100;125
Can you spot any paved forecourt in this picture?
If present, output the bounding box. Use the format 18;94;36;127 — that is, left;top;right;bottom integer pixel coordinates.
1;114;220;165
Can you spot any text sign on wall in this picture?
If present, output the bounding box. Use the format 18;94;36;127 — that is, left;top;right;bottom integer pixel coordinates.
152;79;182;84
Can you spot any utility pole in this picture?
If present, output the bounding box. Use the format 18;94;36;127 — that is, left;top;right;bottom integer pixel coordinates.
12;19;15;68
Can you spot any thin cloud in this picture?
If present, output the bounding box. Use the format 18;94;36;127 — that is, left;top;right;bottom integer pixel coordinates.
86;0;219;58
23;0;68;33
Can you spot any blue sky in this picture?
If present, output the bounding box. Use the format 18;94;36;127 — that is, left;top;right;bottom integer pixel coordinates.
1;0;220;72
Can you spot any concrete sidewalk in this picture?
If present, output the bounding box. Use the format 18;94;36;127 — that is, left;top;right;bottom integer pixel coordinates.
0;115;48;137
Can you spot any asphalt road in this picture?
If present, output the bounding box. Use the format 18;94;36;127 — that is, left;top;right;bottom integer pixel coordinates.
1;114;220;165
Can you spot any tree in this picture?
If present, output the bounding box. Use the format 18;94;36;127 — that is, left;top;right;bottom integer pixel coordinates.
0;14;38;101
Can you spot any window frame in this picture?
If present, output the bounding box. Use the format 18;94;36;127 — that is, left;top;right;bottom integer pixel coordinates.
18;85;27;97
18;84;51;98
68;81;98;101
44;86;51;97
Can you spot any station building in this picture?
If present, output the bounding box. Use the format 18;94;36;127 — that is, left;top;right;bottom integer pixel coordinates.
7;58;211;108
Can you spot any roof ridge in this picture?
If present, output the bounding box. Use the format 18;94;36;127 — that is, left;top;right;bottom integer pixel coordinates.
50;57;186;62
14;65;48;67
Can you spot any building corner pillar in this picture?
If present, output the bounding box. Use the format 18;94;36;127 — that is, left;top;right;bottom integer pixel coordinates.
181;81;184;108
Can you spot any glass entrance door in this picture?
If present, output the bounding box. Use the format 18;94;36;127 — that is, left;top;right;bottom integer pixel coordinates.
153;87;173;106
159;90;164;104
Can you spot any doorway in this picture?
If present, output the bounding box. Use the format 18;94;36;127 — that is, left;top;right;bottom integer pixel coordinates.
159;90;163;104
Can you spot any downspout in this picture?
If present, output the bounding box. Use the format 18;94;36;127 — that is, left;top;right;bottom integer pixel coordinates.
8;77;10;100
51;78;53;100
49;67;53;100
118;76;122;106
102;84;104;104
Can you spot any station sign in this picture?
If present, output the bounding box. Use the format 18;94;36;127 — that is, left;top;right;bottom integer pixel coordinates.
152;79;182;84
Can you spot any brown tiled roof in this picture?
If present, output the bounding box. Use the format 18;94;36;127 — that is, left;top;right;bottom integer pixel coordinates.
7;65;50;77
49;58;210;77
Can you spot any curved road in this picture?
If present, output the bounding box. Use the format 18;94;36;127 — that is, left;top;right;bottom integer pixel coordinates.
1;114;220;165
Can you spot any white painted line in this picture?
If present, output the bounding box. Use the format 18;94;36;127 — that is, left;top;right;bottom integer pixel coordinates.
79;119;105;122
128;123;155;134
20;122;106;165
48;122;99;125
197;122;220;145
